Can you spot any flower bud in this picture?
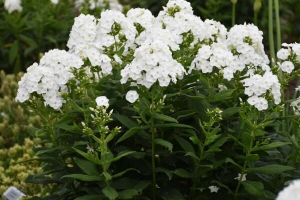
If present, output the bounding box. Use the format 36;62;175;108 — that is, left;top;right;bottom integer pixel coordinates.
254;0;262;13
231;0;238;4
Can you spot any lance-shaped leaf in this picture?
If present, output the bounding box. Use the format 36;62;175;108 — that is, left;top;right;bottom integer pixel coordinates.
73;147;102;165
61;174;104;182
241;181;265;197
152;113;178;123
252;142;291;151
116;126;150;144
74;158;100;176
154;138;173;152
247;164;294;174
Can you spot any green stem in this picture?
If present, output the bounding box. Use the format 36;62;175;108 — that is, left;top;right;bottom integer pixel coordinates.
268;0;276;65
254;11;258;26
151;127;156;200
274;0;281;52
232;3;236;27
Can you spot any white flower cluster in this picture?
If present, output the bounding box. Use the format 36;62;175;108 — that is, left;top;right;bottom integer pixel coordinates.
120;41;185;88
16;49;83;109
4;0;22;13
75;0;122;12
190;23;270;81
276;180;300;200
277;43;300;73
242;71;281;111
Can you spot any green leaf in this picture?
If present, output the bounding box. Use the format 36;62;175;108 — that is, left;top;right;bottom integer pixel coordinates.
241;181;265;197
103;172;112;181
111;151;136;162
19;34;36;46
61;174;104;182
118;189;139;199
155;123;194;129
222;107;240;118
173;168;193;178
112;168;139;179
225;158;242;169
208;137;229;150
210;89;235;102
74;158;100;176
154;138;173;152
156;167;173;180
174;135;195;154
9;40;19;64
73;147;102;165
152;113;178;123
252;142;291;151
185;152;200;161
160;188;185;200
112;114;139;129
102;186;118;200
247;165;294;174
116;126;150;144
56;123;79;133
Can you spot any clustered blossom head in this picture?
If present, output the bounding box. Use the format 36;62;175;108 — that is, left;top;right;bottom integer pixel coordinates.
4;0;22;13
120;41;185;88
277;43;300;73
276;180;300;200
242;71;281;111
15;49;83;109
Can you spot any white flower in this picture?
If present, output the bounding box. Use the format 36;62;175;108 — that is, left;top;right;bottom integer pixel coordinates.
276;180;300;200
126;90;139;103
96;96;109;107
277;48;291;60
50;0;59;4
208;185;220;193
4;0;22;13
15;49;83;109
280;61;295;74
235;173;247;181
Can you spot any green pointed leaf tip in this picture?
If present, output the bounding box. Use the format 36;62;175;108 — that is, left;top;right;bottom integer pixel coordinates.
154;138;173;152
118;189;139;199
252;142;291;151
241;181;265;197
152;113;178;123
102;186;118;200
74;158;100;176
173;168;193;178
116;126;150;144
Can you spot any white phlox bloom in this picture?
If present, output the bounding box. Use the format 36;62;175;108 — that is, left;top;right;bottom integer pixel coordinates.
15;49;83;109
208;185;219;193
277;48;291;60
277;43;300;74
67;14;113;76
291;99;300;115
242;71;281;110
276;180;300;200
75;0;122;12
96;96;109;107
280;61;294;74
126;8;155;31
227;24;269;72
164;0;194;15
203;19;227;42
67;14;98;58
120;41;185;88
126;90;139;103
50;0;59;4
96;10;137;55
4;0;22;13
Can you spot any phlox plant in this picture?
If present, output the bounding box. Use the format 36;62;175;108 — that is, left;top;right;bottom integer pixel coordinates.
16;0;300;199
